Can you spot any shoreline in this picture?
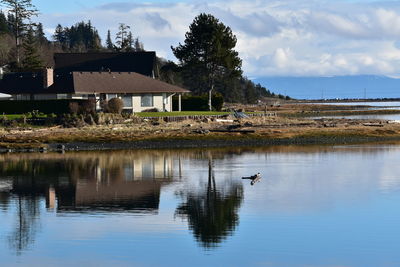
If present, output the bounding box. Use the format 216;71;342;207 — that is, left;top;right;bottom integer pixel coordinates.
3;107;400;153
2;134;400;153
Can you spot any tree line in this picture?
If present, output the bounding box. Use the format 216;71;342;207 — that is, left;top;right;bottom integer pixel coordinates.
0;0;290;103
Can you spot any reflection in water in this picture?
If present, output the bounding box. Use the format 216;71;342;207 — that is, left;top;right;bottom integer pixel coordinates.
8;196;40;255
0;151;177;253
176;157;243;249
0;145;400;266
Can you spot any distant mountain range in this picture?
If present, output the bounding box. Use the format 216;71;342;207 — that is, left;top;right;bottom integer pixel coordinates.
254;75;400;100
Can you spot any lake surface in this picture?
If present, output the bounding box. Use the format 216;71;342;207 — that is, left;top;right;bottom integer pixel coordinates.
313;114;400;121
307;101;400;120
1;146;400;266
310;101;400;107
312;113;400;120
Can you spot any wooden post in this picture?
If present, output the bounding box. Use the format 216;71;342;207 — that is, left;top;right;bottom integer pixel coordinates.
209;84;214;111
178;94;182;112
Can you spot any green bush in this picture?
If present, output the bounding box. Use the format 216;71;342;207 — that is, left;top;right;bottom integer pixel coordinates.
173;93;224;111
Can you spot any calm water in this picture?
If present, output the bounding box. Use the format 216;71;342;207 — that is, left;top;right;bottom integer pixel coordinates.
308;101;400;120
1;146;400;266
311;101;400;107
313;114;400;121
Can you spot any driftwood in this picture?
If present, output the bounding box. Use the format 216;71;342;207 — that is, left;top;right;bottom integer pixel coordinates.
216;119;234;123
362;123;384;127
210;129;255;133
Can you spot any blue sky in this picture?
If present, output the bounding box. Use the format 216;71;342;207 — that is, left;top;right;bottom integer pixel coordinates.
9;0;400;78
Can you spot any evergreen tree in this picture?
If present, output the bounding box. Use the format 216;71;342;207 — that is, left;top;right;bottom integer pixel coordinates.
126;31;133;51
0;11;9;33
134;37;144;52
0;0;38;66
172;13;242;109
53;23;67;48
115;23;130;51
106;29;113;50
35;22;47;44
53;21;101;52
21;26;43;71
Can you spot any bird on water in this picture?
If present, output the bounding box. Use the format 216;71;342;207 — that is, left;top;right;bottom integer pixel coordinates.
242;173;262;185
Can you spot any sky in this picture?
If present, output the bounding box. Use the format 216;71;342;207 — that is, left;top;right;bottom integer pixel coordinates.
10;0;400;78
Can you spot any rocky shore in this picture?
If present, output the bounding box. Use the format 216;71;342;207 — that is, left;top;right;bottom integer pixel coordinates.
2;114;400;153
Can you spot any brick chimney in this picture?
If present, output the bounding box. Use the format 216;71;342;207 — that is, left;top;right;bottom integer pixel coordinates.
43;67;54;88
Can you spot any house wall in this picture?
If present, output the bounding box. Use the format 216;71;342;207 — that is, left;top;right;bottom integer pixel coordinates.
106;93;174;112
34;94;59;100
7;93;176;113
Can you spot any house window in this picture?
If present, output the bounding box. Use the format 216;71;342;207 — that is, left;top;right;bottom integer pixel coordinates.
57;94;68;99
142;160;154;179
15;94;30;100
107;94;118;100
141;94;153;107
121;95;132;108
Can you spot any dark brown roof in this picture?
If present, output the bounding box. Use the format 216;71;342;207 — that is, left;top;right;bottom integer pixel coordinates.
0;72;45;94
54;52;156;76
72;72;190;94
0;71;189;95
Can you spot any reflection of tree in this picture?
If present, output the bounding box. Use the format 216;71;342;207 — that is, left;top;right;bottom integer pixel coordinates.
8;195;40;255
176;158;243;249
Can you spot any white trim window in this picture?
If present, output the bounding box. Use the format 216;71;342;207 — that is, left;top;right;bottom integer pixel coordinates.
121;94;133;108
107;94;118;100
141;94;153;107
57;94;68;99
15;94;30;100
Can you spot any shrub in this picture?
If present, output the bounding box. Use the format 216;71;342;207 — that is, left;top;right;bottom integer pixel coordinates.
60;113;86;128
172;93;224;111
80;98;96;114
69;102;80;114
100;99;109;112
142;108;159;112
107;98;124;114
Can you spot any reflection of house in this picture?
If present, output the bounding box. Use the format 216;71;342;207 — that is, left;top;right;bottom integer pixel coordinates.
93;154;174;182
0;52;189;112
133;155;174;180
0;151;179;214
66;154;175;212
72;180;164;213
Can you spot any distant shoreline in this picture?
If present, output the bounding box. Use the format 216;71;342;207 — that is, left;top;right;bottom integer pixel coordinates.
294;98;400;103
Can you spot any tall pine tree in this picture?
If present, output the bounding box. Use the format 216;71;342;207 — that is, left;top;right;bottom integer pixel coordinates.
106;29;113;50
0;0;38;66
115;23;130;51
21;26;43;71
35;22;47;44
172;13;242;110
0;11;9;33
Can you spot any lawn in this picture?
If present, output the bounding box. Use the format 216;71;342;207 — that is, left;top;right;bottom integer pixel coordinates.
2;114;26;119
1;114;48;119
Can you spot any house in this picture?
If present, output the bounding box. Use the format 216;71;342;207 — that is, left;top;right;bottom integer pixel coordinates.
0;52;189;112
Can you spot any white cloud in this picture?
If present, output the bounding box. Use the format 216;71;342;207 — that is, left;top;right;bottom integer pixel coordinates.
36;0;400;77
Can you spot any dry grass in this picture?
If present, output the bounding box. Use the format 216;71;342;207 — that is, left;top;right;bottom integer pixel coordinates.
1;115;400;149
2;106;400;150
